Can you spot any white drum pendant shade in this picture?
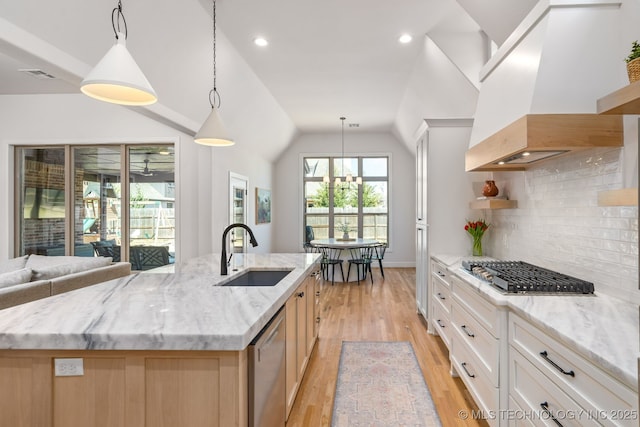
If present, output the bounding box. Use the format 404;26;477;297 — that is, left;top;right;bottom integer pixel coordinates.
81;33;157;106
194;106;235;146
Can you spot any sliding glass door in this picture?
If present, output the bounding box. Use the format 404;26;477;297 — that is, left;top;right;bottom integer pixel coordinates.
15;144;175;270
73;146;122;258
16;147;67;256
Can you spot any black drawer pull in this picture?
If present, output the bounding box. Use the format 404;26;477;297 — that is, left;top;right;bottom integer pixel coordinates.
540;402;563;427
461;362;475;378
297;291;305;298
436;319;445;328
540;351;575;377
436;271;445;278
437;292;446;300
460;325;475;338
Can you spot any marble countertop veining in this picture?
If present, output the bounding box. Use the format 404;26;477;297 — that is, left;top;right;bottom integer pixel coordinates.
431;254;639;391
0;253;320;352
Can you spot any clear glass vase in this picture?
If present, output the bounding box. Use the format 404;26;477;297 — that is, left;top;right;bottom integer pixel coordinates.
472;236;483;256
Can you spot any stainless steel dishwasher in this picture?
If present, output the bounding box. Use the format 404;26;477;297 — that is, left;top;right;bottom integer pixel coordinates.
248;307;286;427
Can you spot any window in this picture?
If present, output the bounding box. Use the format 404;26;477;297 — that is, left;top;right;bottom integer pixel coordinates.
15;144;175;270
303;156;388;243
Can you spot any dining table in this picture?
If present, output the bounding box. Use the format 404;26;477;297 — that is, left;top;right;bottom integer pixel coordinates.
309;238;379;249
309;238;380;282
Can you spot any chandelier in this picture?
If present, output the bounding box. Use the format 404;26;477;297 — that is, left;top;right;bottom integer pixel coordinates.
323;117;361;188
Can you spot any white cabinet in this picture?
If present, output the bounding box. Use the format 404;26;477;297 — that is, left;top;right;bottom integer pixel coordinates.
416;131;427;225
450;274;509;427
445;270;638;427
429;258;452;348
414;120;475;322
416;225;428;317
509;313;638;427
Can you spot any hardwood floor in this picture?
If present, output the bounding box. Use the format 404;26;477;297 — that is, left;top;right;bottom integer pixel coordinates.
286;267;488;427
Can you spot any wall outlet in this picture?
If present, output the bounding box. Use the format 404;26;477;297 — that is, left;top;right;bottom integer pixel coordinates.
54;358;84;376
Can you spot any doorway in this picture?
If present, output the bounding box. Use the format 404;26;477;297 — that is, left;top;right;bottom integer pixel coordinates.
229;172;248;253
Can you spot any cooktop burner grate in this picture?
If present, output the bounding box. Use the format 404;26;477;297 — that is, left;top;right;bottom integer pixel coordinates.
461;260;594;294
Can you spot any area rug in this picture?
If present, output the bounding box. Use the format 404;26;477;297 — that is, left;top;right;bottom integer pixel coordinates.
332;341;442;427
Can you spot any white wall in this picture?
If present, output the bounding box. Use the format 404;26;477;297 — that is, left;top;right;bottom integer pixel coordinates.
0;93;275;262
212;145;273;254
273;132;416;267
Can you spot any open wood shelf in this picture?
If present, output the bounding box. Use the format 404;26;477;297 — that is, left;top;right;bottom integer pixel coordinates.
597;188;638;206
597;80;640;114
596;83;639;206
469;199;518;210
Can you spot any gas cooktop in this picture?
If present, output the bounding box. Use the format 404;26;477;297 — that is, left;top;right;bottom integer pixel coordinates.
461;260;594;294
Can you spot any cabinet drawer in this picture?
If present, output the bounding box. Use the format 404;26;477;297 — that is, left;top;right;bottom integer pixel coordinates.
508;396;536;427
510;349;600;427
510;314;637;426
452;299;499;386
432;276;451;314
451;333;499;427
431;299;451;349
451;274;499;336
431;260;450;288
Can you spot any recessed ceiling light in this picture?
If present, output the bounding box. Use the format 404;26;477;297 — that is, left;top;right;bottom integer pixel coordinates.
399;34;412;44
254;37;268;47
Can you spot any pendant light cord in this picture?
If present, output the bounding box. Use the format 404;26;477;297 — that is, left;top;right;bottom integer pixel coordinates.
208;0;222;109
111;0;128;40
341;116;346;178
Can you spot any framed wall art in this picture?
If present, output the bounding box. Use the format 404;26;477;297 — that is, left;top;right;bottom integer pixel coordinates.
255;188;271;224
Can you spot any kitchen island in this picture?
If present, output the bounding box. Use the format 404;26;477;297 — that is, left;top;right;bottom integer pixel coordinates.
0;252;320;427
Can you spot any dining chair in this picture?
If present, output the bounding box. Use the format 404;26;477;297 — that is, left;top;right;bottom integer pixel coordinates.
347;246;374;285
317;245;345;285
371;242;387;279
303;225;317;253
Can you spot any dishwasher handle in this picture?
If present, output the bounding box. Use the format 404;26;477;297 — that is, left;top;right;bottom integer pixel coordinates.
257;314;284;362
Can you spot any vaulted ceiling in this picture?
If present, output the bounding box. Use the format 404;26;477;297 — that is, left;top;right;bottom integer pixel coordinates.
0;0;538;158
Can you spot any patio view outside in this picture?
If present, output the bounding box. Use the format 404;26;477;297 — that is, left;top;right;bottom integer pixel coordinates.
16;145;175;270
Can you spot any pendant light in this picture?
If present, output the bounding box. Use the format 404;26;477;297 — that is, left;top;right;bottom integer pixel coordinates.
195;0;234;146
335;117;361;187
81;1;157;106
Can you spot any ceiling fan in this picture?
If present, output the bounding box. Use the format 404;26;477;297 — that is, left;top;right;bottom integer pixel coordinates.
141;159;154;177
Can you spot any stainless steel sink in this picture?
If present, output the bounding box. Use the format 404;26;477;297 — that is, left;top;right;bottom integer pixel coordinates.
222;269;293;286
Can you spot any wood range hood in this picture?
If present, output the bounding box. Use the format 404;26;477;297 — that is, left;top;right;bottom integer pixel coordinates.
464;114;623;172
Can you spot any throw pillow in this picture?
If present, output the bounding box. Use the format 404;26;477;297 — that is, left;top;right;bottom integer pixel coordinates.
31;256;112;281
0;268;33;289
0;255;29;274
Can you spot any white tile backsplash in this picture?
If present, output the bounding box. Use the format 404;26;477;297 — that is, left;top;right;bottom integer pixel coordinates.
488;147;639;303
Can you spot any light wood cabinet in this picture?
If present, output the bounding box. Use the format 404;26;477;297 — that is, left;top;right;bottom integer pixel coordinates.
0;265;323;427
0;350;248;427
285;268;321;419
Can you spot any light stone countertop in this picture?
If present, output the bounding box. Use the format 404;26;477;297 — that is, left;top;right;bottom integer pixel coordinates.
0;253;320;351
431;254;639;391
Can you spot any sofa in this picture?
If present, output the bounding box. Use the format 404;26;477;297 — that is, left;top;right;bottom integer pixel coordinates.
0;254;132;310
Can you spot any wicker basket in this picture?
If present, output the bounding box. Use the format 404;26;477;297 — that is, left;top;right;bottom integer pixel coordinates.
627;57;640;83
